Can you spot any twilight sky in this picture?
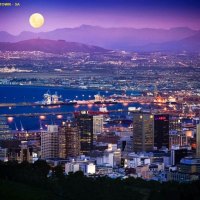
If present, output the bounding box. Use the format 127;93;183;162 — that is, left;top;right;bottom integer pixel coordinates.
0;0;200;34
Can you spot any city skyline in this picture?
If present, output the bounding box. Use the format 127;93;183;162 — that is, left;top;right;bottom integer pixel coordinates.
0;0;200;192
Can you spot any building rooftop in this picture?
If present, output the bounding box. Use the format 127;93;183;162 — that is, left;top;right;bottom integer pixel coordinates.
180;157;200;165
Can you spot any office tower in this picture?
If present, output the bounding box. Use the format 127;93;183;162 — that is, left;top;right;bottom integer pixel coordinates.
171;147;188;165
75;111;93;155
41;125;59;159
58;121;80;158
93;115;103;135
133;113;154;152
118;136;133;152
154;114;169;149
0;117;12;140
169;132;187;150
169;116;183;149
169;116;182;132
18;142;33;163
93;115;103;145
196;124;200;157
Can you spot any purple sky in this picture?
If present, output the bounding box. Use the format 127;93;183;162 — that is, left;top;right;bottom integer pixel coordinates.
0;0;199;34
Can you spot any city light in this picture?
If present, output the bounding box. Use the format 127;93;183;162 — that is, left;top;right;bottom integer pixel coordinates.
40;115;46;120
7;117;14;122
57;115;63;119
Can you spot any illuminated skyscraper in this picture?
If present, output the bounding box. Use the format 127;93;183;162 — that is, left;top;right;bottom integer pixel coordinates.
75;111;93;155
93;115;103;135
41;125;59;159
196;124;200;157
0;117;12;140
133;113;154;152
58;121;80;158
169;116;183;149
169;116;182;132
154;114;169;149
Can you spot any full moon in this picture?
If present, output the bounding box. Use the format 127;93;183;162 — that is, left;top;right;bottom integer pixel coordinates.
29;13;44;28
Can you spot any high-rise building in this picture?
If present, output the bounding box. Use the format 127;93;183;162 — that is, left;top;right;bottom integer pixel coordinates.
169;132;187;149
169;116;183;149
154;114;169;149
118;136;133;153
93;115;103;145
58;121;80;158
41;125;59;159
75;111;93;155
196;124;200;157
169;116;182;133
133;113;154;152
171;147;188;165
0;117;12;140
18;142;33;163
93;115;103;135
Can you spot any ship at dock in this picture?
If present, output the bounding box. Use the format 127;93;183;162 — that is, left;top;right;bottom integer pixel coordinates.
36;91;77;106
94;93;117;104
74;105;109;116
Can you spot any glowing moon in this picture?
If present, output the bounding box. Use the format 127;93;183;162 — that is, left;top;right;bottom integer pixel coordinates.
29;13;44;28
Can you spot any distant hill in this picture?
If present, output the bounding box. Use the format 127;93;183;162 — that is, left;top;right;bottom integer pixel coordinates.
135;31;200;52
0;25;199;51
0;39;109;53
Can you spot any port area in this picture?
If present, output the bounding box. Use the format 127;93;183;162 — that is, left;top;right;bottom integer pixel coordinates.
0;100;118;108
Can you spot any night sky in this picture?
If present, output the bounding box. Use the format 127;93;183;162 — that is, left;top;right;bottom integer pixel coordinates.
0;0;200;34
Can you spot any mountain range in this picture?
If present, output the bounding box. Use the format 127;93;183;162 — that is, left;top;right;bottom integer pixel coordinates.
134;31;200;52
0;39;108;53
0;25;200;52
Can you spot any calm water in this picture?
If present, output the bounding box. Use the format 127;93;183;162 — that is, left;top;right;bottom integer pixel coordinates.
0;85;142;130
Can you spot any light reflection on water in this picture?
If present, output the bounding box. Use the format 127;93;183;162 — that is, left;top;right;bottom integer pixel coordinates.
0;85;142;130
